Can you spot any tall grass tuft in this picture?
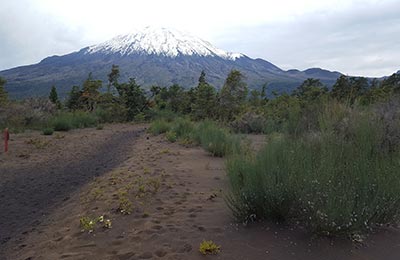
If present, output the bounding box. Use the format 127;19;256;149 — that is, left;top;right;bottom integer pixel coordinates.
194;121;241;157
148;119;171;135
51;112;98;131
227;102;400;235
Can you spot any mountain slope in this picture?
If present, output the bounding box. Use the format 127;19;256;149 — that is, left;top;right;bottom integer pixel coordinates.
0;27;341;98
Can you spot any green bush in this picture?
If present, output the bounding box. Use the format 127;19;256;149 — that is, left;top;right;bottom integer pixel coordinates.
227;104;400;236
51;112;98;131
42;127;54;135
148;119;171;135
171;117;194;139
52;115;72;131
194;121;241;157
165;131;177;142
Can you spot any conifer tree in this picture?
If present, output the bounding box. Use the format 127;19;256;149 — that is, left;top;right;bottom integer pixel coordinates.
219;70;248;120
49;85;61;108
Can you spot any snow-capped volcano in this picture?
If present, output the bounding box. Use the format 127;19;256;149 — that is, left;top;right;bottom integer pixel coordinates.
0;26;343;99
85;27;243;60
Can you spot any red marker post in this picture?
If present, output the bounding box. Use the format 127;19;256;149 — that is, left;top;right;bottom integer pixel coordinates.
4;128;9;153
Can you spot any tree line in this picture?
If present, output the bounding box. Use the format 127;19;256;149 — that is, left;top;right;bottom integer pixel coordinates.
1;66;399;128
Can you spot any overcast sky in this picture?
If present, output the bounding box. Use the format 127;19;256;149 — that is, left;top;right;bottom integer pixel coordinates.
0;0;399;77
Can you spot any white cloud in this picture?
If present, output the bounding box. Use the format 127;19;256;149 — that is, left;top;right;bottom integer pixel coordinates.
0;0;398;76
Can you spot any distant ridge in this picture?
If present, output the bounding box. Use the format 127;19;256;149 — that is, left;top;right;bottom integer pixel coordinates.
0;26;342;98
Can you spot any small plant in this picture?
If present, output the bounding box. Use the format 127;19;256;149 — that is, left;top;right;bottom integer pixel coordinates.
42;127;54;135
117;189;133;214
25;138;50;149
147;178;161;193
80;216;96;233
96;124;104;130
159;148;170;154
199;240;220;255
103;219;112;229
148;119;170;135
143;167;150;174
166;131;177;142
54;133;65;139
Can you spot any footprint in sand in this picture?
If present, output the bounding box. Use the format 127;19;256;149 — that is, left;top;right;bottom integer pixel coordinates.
138;251;153;259
155;248;168;257
116;251;136;260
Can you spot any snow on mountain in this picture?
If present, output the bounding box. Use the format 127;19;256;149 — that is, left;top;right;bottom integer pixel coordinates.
85;27;244;60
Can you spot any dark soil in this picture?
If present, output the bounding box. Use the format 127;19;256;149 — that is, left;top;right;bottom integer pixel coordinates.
0;127;144;255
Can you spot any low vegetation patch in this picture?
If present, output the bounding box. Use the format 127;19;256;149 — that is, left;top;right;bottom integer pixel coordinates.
51;112;98;131
199;240;221;255
150;118;242;157
227;103;400;236
148;119;171;135
42;127;54;135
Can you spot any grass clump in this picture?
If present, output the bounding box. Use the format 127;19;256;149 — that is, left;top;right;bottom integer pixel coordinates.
51;111;98;131
194;121;241;157
79;216;96;233
165;131;177;142
148;119;171;135
227;103;400;236
199;240;221;255
42;127;54;135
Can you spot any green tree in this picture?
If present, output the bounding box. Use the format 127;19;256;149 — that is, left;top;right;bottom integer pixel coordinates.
219;70;248;120
116;78;148;120
192;72;217;119
293;78;328;103
0;77;8;106
80;73;102;111
66;86;82;110
107;64;120;93
331;76;368;105
381;72;400;93
49;85;61;108
167;84;185;113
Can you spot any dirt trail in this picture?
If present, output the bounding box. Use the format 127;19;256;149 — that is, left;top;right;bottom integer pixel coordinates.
0;125;145;256
2;128;400;260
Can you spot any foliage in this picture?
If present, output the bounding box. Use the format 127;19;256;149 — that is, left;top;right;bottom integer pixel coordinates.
191;72;218;120
194;120;241;157
227;102;400;236
49;86;61;108
51;111;98;131
66;86;82;110
116;78;148;121
199;240;221;255
0;77;8;106
79;73;102;111
219;70;248;121
0;98;56;132
148;119;171;135
42;127;54;135
231;111;267;134
165;131;177;142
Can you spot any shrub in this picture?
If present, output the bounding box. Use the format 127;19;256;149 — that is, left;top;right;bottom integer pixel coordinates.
194;121;241;157
199;240;221;255
231;111;267;134
227;103;400;236
148;119;170;135
52;115;72;131
165;131;177;142
42;127;54;135
170;117;194;139
51;112;98;131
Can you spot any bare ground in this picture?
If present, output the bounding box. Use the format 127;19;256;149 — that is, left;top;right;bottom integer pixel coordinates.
1;125;400;260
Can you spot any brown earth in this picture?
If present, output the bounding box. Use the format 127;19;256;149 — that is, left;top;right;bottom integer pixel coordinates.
1;125;400;260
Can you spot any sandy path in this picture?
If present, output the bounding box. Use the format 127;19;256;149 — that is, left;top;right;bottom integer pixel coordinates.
2;128;400;260
0;124;145;256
